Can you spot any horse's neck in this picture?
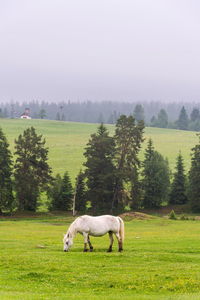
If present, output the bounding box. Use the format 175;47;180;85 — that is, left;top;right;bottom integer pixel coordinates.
68;222;77;238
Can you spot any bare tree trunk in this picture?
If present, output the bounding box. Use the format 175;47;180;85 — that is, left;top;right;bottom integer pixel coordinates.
72;191;76;216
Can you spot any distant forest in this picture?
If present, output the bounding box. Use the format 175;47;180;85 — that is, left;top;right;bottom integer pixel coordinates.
1;100;200;131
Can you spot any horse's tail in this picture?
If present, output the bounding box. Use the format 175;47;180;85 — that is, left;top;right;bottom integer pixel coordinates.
117;216;124;242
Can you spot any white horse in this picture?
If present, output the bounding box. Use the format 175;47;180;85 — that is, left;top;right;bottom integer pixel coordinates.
63;215;124;252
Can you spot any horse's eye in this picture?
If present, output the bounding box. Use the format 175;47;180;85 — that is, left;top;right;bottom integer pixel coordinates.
66;242;68;245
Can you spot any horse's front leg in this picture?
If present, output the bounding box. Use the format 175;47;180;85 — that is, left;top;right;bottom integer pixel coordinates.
83;232;89;252
88;235;93;252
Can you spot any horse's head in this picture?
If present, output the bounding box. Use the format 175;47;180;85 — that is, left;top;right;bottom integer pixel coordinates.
63;232;73;252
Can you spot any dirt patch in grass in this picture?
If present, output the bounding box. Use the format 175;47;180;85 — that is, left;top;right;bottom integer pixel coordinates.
119;212;154;221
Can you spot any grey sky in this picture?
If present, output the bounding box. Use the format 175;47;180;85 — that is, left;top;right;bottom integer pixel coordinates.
1;0;200;102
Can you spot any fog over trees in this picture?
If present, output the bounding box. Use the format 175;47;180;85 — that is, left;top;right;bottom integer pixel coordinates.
1;100;200;129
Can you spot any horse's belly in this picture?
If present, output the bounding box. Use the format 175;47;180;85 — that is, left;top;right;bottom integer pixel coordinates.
89;231;107;237
89;225;117;236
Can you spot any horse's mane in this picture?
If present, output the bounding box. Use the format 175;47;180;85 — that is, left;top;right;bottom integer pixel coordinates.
66;218;79;237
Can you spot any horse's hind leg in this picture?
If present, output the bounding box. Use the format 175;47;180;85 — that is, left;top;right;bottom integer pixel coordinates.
88;235;93;252
107;231;114;252
115;233;123;252
83;232;89;252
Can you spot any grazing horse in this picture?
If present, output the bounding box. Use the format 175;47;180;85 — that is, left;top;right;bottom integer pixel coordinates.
63;215;124;252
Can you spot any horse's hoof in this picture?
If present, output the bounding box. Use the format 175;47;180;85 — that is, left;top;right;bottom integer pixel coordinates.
107;249;112;252
83;249;88;252
89;248;93;252
118;249;123;252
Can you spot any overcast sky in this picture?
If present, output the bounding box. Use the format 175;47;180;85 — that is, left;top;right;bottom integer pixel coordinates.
1;0;200;102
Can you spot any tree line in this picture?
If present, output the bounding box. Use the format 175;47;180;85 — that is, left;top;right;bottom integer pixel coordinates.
150;105;200;131
1;116;200;215
1;100;200;131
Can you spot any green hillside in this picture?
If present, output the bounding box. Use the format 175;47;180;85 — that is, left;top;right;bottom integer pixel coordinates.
0;118;198;181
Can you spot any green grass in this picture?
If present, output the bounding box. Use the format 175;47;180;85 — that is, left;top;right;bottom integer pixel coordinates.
1;215;200;299
1;119;199;298
0;119;198;181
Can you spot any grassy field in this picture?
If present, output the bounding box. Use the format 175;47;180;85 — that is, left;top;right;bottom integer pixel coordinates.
0;118;198;181
1;215;200;299
1;120;200;298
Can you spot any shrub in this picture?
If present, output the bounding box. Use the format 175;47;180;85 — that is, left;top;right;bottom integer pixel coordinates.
169;210;177;220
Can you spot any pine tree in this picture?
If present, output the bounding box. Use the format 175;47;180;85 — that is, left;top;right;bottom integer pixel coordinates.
188;135;200;212
177;106;189;130
74;170;87;213
157;109;168;128
0;128;14;213
113;115;144;211
48;172;73;211
142;139;170;208
47;174;62;210
169;153;187;205
14;127;52;211
59;172;73;210
133;104;145;122
190;108;200;122
189;119;200;131
84;124;116;214
189;108;200;131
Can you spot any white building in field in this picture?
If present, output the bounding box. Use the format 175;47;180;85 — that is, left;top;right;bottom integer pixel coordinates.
20;108;31;119
20;114;31;119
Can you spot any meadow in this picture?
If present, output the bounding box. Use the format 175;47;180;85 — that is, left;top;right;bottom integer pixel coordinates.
1;119;200;299
1;215;200;300
0;118;198;181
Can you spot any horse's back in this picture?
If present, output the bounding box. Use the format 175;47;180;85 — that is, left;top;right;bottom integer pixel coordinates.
76;215;120;236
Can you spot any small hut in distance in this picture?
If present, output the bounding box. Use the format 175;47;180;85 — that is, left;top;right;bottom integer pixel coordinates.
20;108;31;119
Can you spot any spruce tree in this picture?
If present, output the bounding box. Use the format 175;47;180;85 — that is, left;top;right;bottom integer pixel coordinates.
113;115;144;211
14;127;52;211
189;108;200;131
48;172;73;211
177;106;189;130
0;128;14;213
157;109;168;128
142;139;170;208
133;104;145;122
84;124;116;214
190;108;200;122
74;170;87;213
47;174;62;210
169;153;187;205
59;172;73;210
189;119;200;131
188;135;200;212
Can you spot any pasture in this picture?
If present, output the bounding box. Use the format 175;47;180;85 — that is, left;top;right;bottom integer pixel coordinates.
0;118;198;180
1;215;200;299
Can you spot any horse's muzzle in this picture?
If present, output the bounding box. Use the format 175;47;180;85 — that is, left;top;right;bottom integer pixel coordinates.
64;249;68;252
